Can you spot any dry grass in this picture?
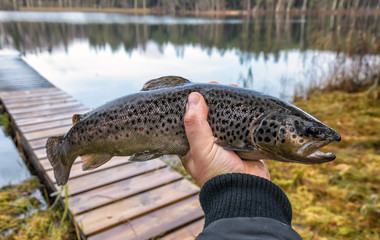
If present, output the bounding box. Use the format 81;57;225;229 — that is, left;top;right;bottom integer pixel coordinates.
269;88;380;239
0;178;76;240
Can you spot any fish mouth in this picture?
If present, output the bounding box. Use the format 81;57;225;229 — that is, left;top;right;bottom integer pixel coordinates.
297;140;337;163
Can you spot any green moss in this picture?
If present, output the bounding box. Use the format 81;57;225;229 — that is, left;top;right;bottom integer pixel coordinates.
0;178;75;239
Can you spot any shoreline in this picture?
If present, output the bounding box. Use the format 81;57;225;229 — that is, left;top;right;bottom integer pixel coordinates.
6;7;380;17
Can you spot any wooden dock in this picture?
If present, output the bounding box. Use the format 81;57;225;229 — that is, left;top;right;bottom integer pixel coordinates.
0;53;204;239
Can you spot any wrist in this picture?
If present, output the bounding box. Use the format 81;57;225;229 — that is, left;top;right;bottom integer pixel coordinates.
199;173;293;228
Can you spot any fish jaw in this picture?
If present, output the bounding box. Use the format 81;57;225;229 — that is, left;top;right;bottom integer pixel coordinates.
296;140;337;163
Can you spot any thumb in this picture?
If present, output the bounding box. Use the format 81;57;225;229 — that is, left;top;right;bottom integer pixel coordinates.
184;92;215;152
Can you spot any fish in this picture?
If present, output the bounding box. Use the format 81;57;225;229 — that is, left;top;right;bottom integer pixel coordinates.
46;76;341;186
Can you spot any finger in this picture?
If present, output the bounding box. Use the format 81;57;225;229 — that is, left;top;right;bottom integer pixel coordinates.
184;92;215;153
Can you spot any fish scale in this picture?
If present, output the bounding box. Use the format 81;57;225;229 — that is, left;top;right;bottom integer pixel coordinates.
46;76;341;186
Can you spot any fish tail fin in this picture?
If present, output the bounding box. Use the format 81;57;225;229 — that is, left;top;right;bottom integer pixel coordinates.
46;136;74;186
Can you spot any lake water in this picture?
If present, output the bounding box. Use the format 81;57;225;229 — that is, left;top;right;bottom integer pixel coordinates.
1;11;378;108
0;129;32;187
0;11;378;186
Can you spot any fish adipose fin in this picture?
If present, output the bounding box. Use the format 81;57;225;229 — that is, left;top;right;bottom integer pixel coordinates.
141;76;191;91
129;151;163;161
72;113;88;125
46;136;74;186
81;153;113;170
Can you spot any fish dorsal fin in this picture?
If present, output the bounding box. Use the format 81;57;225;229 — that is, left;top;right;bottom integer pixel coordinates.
72;113;88;125
141;76;191;91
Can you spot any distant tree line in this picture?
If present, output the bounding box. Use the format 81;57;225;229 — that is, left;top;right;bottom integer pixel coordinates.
0;14;378;57
0;0;379;13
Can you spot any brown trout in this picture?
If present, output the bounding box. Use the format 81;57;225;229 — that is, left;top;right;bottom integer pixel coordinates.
47;76;341;186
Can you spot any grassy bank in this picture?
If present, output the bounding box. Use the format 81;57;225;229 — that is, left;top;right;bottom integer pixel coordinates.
269;88;380;239
0;178;76;239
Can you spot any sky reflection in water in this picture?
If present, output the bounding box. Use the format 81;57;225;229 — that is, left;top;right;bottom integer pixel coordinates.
24;40;335;108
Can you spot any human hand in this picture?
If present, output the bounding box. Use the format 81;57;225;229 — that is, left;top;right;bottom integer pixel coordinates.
181;92;271;187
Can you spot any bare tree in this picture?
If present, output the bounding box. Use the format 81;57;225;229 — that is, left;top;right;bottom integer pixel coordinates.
276;0;283;13
302;0;308;12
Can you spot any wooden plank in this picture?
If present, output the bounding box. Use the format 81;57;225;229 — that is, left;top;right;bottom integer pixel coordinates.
19;117;72;133
0;87;59;97
76;179;200;236
29;138;50;151
3;93;70;104
15;109;88;127
23;125;71;141
39;157;81;171
69;167;183;215
8;101;83;115
88;195;203;240
46;157;130;183
28;138;47;151
0;89;64;100
161;219;204;240
5;96;76;109
60;160;166;196
12;105;87;120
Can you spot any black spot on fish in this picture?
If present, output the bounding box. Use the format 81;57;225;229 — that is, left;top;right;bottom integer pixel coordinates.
290;127;295;132
266;129;270;133
259;107;264;113
262;120;267;126
281;139;285;144
258;137;262;141
280;129;285;134
292;134;297;139
272;132;277;137
299;139;304;143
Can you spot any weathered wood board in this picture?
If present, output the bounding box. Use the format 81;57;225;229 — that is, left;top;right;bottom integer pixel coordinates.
0;78;204;239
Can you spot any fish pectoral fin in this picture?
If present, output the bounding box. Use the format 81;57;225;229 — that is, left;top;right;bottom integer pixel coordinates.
129;151;163;162
141;76;191;91
215;139;256;151
72;112;88;125
81;153;113;171
236;150;269;161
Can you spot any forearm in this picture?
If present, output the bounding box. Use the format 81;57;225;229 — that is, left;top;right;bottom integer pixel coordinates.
197;173;302;239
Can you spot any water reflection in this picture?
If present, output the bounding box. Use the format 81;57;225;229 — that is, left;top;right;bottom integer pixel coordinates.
0;129;31;187
0;12;378;107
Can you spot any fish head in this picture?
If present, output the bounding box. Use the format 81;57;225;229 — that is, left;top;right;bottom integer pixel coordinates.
252;111;341;164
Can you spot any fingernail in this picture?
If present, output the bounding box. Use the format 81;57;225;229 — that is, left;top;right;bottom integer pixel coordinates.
188;93;200;107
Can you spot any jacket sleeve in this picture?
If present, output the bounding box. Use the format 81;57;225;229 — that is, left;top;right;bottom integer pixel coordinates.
196;173;303;240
